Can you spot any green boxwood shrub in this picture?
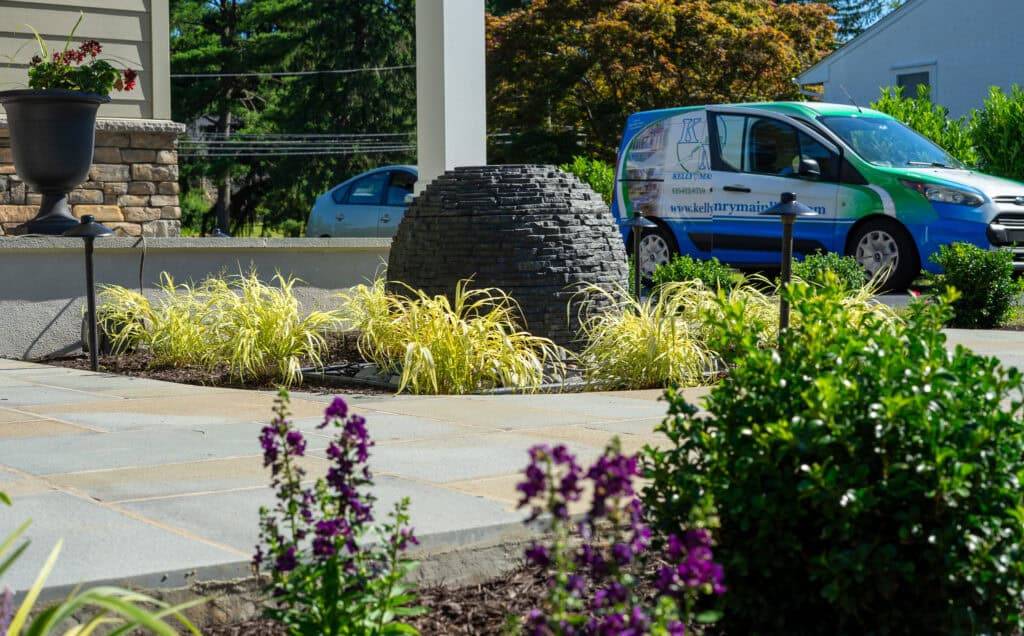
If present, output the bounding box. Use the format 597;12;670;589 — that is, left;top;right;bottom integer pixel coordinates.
643;282;1024;634
651;255;737;290
973;85;1024;183
792;252;866;291
560;155;614;204
927;242;1019;328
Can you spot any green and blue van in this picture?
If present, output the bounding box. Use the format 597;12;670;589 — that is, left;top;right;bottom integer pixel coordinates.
612;102;1024;288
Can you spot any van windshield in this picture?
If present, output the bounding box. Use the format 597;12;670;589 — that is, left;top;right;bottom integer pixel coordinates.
819;116;963;169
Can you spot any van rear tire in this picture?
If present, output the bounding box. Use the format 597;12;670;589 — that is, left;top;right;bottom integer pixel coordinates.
630;222;679;279
846;219;919;291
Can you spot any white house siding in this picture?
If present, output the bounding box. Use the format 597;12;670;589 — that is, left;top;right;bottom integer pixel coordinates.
0;0;170;119
799;0;1024;118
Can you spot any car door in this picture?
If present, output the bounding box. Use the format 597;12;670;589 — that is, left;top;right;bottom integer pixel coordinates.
335;171;388;237
378;170;417;237
709;110;840;266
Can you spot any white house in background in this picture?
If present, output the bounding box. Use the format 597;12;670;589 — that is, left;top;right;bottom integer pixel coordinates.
798;0;1024;118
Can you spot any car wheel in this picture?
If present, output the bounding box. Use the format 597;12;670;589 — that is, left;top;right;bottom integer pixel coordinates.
847;219;919;291
631;222;678;279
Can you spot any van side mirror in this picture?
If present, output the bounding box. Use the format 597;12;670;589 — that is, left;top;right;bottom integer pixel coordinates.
404;193;415;205
798;159;821;179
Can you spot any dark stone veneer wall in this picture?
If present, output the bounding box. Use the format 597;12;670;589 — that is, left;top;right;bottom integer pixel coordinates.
387;165;629;349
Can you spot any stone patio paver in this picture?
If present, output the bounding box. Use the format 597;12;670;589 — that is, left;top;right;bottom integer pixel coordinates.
0;361;683;593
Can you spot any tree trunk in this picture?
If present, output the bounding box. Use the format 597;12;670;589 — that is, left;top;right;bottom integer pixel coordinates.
214;108;233;233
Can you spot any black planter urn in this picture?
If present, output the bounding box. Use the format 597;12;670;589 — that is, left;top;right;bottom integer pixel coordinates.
0;89;111;235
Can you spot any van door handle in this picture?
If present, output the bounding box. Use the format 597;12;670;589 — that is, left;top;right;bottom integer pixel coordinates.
724;185;751;193
335;213;345;221
381;214;391;223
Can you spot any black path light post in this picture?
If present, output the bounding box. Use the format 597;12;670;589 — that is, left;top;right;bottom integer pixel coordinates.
64;215;113;371
759;193;821;341
625;214;659;300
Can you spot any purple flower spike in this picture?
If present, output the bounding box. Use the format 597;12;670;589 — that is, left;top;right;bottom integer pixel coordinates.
259;425;280;468
274;546;297;572
525;543;551;567
321;396;348;428
285;430;306;456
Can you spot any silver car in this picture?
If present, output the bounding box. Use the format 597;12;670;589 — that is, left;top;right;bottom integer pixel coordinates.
306;166;418;237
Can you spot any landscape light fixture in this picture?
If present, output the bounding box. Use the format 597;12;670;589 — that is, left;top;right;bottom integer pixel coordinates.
759;192;821;340
64;215;113;371
624;214;659;300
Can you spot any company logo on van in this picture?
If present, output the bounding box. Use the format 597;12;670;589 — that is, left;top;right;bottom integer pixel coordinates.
676;116;710;173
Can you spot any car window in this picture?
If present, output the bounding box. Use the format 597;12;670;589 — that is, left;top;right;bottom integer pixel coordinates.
385;171;417;206
746;117;801;177
330;184;350;204
345;172;388;205
798;131;838;181
712;114;746;172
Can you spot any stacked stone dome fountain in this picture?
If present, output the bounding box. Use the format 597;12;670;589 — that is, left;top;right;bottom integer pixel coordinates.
387;165;629;349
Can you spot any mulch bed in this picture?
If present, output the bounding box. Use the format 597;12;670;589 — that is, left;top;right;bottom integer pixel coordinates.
204;568;548;636
205;561;719;635
44;333;393;396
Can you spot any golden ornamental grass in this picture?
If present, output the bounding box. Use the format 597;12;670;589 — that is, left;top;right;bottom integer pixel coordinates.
575;272;899;391
338;278;567;395
97;272;341;386
575;281;716;390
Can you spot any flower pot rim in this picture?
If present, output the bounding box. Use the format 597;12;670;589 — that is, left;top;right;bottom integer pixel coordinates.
0;88;111;105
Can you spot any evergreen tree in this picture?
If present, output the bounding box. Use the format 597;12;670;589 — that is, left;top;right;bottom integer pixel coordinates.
170;0;268;232
170;0;415;232
246;0;415;228
780;0;906;41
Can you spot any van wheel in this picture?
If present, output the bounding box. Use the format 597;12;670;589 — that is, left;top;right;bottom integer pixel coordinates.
631;223;678;279
847;219;919;291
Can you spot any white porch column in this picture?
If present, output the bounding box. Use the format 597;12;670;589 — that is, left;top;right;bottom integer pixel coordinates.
415;0;487;191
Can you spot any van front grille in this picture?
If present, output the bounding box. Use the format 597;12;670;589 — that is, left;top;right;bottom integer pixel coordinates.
994;195;1024;206
989;214;1024;246
995;214;1024;228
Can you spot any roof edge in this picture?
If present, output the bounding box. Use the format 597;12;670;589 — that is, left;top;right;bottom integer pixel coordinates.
798;0;926;83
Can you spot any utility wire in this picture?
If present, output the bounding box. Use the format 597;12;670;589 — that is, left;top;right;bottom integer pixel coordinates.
170;64;414;79
193;132;414;139
179;148;414;158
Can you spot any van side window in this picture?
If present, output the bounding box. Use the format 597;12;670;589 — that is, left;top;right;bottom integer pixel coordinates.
746;118;801;177
712;114;746;172
798;132;839;181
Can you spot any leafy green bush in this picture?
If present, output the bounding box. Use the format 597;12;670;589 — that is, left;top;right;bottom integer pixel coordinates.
651;255;738;290
926;242;1019;328
643;282;1024;633
973;85;1024;182
179;189;213;237
339;278;567;394
871;85;977;165
792;252;866;291
276;218;305;237
99;272;341;385
559;155;614;204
